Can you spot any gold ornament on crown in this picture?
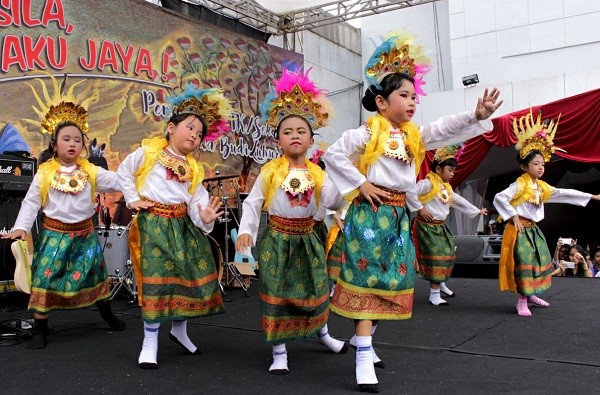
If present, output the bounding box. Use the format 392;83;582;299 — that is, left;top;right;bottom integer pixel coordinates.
366;44;415;84
433;144;464;163
23;73;99;135
173;96;220;130
265;85;329;130
513;109;564;162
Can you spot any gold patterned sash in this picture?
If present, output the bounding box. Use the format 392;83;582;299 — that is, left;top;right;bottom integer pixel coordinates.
43;216;94;236
417;218;446;225
144;198;187;219
518;216;536;228
357;185;407;207
269;215;314;235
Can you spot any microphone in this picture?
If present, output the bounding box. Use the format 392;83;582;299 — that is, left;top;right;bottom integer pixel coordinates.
104;207;111;230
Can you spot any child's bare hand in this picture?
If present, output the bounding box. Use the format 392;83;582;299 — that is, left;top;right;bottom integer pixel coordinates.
1;229;26;240
418;207;434;222
198;196;223;224
475;87;503;120
359;181;390;209
512;216;524;233
479;208;488;215
235;233;253;253
130;200;155;211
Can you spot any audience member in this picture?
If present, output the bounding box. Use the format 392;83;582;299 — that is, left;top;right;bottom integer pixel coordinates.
552;244;592;277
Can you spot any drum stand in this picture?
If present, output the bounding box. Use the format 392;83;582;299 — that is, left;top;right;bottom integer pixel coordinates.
108;260;137;302
107;217;138;303
216;180;249;297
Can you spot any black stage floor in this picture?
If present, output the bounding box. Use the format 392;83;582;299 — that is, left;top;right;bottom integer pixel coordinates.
1;276;600;394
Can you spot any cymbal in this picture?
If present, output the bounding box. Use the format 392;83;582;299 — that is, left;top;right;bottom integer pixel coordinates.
204;173;239;182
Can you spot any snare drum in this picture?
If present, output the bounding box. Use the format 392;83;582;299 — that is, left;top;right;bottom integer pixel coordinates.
205;233;224;284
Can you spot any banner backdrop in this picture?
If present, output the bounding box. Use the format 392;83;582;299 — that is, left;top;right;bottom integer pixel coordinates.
0;0;302;210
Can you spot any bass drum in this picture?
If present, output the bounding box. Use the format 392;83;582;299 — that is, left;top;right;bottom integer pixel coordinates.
205;233;224;284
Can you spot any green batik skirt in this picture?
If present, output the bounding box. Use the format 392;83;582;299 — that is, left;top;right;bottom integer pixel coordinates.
330;197;416;320
513;225;553;296
414;220;455;282
326;228;344;282
313;220;328;246
28;218;110;314
136;210;224;323
258;220;329;344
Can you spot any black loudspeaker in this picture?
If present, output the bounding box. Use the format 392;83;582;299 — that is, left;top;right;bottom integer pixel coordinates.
454;235;502;265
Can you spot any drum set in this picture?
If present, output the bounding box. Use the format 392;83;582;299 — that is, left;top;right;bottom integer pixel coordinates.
97;171;251;301
204;171;251;297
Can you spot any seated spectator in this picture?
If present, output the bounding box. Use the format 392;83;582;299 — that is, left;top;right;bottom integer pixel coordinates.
551;244;592;277
591;247;600;277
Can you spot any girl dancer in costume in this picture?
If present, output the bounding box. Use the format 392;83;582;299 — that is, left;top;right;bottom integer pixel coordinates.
117;84;230;368
323;31;503;392
412;144;487;306
493;111;600;316
235;69;347;375
2;77;125;349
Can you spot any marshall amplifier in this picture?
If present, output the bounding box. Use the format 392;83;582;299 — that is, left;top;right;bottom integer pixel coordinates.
0;154;37;197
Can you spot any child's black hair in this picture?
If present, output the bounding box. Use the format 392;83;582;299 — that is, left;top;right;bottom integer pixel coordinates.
432;157;458;172
517;149;543;167
275;114;313;138
361;73;415;112
166;113;208;142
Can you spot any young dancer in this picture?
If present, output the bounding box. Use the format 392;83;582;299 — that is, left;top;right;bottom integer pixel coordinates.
494;110;600;316
117;84;230;368
323;31;503;392
412;144;487;306
235;69;347;375
2;78;125;349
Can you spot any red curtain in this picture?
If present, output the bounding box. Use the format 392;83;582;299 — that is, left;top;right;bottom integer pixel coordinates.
418;88;600;186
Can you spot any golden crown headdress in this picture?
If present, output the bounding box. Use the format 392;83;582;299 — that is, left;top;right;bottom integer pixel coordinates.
167;84;233;142
259;68;331;131
513;109;564;162
364;31;431;96
24;74;98;135
433;143;465;164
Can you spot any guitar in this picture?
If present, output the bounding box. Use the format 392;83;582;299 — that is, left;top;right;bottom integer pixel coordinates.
12;238;32;294
230;228;257;271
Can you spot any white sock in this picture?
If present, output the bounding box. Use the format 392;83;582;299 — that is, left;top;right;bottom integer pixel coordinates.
170;320;198;354
429;289;448;306
269;343;289;373
355;336;378;385
350;325;382;365
318;324;346;353
138;321;160;366
440;282;453;295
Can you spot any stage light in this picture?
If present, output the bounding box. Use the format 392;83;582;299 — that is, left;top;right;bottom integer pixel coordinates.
462;74;479;87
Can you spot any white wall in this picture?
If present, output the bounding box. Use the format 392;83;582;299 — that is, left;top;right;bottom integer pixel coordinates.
269;26;363;151
361;0;600;122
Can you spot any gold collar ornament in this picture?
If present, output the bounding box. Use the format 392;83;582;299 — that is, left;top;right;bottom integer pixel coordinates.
281;167;315;195
383;130;413;163
157;148;193;183
527;182;542;205
438;185;450;204
51;167;88;195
